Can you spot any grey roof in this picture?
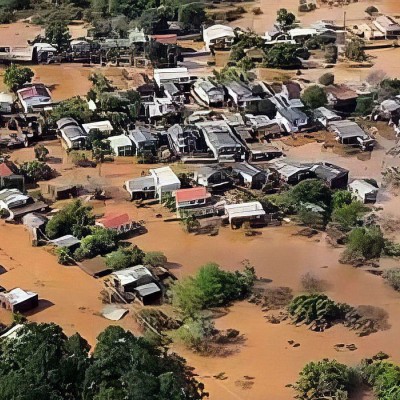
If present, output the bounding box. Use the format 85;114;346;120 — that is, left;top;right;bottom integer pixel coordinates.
329;120;368;139
196;121;242;150
22;212;47;228
163;82;180;96
127;176;155;192
225;81;253;97
50;235;80;248
129;127;157;145
56;118;79;130
195;79;224;94
375;16;400;32
195;166;227;179
314;107;340;120
310;162;348;182
135;282;161;297
62;125;87;140
232;162;266;177
278;107;307;123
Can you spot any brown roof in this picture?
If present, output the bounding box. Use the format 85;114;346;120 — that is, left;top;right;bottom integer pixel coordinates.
0;163;13;177
326;85;358;101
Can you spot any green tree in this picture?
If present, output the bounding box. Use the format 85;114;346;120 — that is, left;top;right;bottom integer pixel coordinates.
289;179;332;209
45;199;95;239
178;3;206;31
45;20;71;51
19;160;53;182
264;43;302;69
331;201;367;231
344;38;367;62
74;227;118;260
294;359;357;400
332;190;353;210
3;64;34;92
318;72;334;86
143;251;167;267
50;96;93;125
355;95;374;116
301;85;327;109
344;226;385;260
276;8;295;30
105;246;145;270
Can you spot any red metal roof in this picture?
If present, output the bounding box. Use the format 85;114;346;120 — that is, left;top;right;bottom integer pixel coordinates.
175;187;209;203
98;213;130;229
0;163;13;177
18;85;49;100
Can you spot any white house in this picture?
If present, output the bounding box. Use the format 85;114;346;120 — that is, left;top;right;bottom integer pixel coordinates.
203;24;235;51
82;120;113;136
224;201;266;225
154;67;191;87
108;134;133;156
349;179;378;203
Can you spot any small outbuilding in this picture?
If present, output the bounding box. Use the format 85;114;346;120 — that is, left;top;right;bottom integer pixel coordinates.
349;179;378;203
0;288;38;313
108;134;134;156
224;201;266;228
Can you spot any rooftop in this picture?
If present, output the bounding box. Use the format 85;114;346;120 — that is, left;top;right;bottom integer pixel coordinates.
150;166;180;187
1;288;37;305
326;85;358;101
98;213;131;229
175;187;210;203
112;265;152;286
82;120;113;134
17;85;51;100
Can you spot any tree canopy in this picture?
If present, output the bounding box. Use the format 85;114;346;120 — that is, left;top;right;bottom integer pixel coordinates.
45;20;71;51
3;64;34;92
0;322;206;400
301;85;328;109
264;44;302;69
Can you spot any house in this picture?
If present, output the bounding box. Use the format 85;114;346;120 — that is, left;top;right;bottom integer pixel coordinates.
0;93;13;114
17;84;52;113
57;118;87;149
314;107;341;128
326;85;358;112
225;81;261;109
246;142;283;162
129;127;158;155
0;288;38;313
175;187;211;210
163;82;185;104
224;201;266;228
193;79;225;106
276;107;308;133
40;183;77;201
50;235;81;250
203;24;235;52
141;97;178;121
108;134;134;156
96;213;141;235
111;265;160;304
310;162;349;189
230;163;268;189
154;67;192;89
0;162;24;191
272;161;313;184
82;120;113;136
349;179;378;203
329;120;375;151
167;124;204;156
79;256;112;278
245;114;281;137
0;188;47;221
373;15;400;38
193;166;231;191
281;82;304;108
196;120;243;162
375;99;400;122
125;166;180;200
288;28;317;41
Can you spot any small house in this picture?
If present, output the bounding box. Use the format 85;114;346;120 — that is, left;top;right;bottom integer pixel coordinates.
273;161;312;184
326;85;358;112
135;283;162;305
167;124;204;156
225;81;261;110
230;163;268;189
193;166;231;191
373;15;400;38
108;134;134;156
17;84;52;113
224;201;266;228
349;179;378;203
245;114;281;137
57;118;87;150
329;120;375;151
193;79;225;106
314;107;341;128
310;162;349;189
124;176;156;200
0;288;38;313
0;162;24;191
175;187;211;209
22;212;47;246
154;67;192;90
96;213;140;235
40;183;77;201
203;24;235;52
82;120;114;136
129;126;158;155
288;28;317;41
276;107;308;133
50;235;81;251
281;81;304;108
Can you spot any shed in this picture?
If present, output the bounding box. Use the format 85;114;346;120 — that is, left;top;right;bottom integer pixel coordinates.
0;288;38;313
135;283;161;305
79;256;111;278
50;235;80;249
224;201;266;227
82;120;113;135
203;24;235;51
111;265;154;293
314;107;341;128
310;162;349;189
348;179;378;203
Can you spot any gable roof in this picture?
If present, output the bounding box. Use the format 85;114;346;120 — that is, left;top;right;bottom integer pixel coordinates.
98;213;131;229
175;187;210;203
0;163;13;177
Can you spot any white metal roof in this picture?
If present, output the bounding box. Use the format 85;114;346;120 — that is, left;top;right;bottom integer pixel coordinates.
203;24;235;43
150;166;180;187
225;201;265;221
289;28;317;38
349;179;378;196
153;67;189;85
82;120;113;134
108;134;132;148
112;265;152;286
2;288;37;305
0;92;13;103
